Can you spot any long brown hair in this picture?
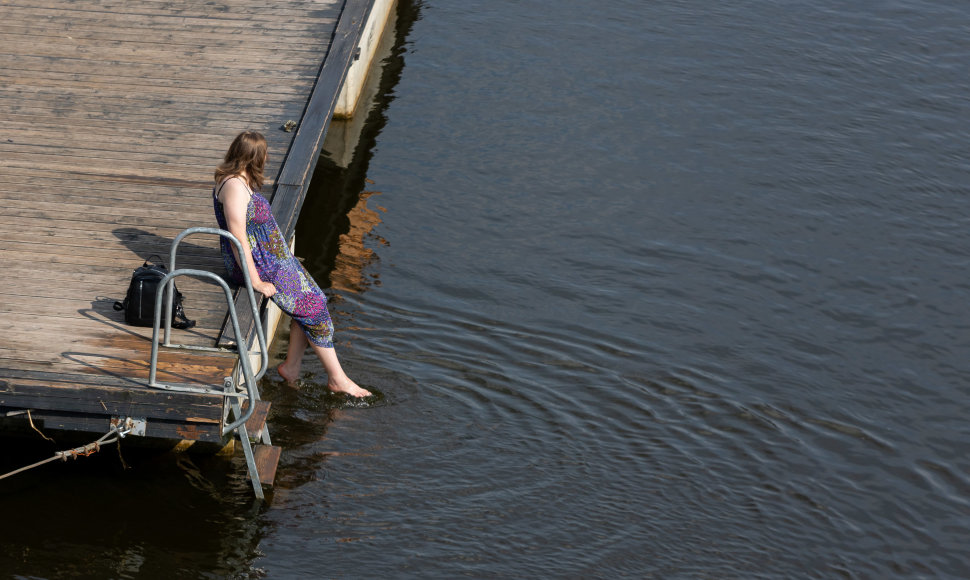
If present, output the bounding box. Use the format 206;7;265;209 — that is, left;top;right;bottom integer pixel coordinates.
214;130;267;190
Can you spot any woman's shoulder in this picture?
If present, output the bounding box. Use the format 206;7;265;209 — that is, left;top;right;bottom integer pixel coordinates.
216;175;253;203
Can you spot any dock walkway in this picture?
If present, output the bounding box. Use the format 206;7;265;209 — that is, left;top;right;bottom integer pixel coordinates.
0;0;376;447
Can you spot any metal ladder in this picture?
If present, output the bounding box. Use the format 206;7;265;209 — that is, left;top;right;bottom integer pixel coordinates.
147;227;278;500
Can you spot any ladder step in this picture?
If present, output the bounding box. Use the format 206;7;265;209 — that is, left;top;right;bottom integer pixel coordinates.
242;400;272;435
253;444;282;486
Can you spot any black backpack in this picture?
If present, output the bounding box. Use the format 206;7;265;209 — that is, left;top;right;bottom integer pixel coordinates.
114;256;195;329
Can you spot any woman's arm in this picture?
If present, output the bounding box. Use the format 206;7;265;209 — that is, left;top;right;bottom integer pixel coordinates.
219;179;277;298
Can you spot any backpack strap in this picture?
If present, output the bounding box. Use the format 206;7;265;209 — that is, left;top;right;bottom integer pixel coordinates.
170;286;196;329
144;254;166;268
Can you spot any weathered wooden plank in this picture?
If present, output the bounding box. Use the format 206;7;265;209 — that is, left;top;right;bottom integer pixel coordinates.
0;375;225;418
0;225;222;254
0;141;255;165
0;258;203;281
0;126;261;158
243;400;272;435
0;337;233;374
11;411;225;443
0;268;228;299
0;303;230;353
0;260;225;289
0;381;226;418
0;351;233;387
0;391;225;427
0;192;217;212
0;308;228;338
0;302;231;332
5;187;210;210
0;41;330;68
0;108;301;134
3;0;337;18
0;6;334;33
2;198;229;224
0;19;336;47
0;74;316;103
1;208;218;230
2;199;225;223
0;250;218;271
0;122;297;157
0;242;221;267
0;256;223;282
0;86;311;113
0;247;213;271
0;290;229;320
0;51;326;75
254;444;282;485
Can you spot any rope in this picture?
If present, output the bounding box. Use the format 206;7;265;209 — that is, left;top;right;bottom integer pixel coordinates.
26;409;55;443
0;426;125;482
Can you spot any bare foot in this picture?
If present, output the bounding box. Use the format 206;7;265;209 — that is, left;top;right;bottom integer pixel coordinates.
328;377;371;398
277;363;299;384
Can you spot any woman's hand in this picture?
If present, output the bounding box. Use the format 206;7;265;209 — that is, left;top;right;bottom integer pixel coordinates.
254;280;277;298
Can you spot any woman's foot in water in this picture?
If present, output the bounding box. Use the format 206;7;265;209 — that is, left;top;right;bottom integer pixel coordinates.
277;362;300;384
328;376;372;398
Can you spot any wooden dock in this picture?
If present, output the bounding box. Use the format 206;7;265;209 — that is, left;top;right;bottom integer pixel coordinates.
0;0;385;481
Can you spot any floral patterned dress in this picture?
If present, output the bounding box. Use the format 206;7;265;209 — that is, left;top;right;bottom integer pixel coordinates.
213;182;335;347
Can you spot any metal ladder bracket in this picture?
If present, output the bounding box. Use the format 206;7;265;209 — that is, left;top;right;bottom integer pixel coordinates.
110;416;147;437
229;398;264;499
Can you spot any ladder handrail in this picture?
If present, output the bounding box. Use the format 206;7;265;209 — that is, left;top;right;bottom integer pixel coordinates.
164;227;269;381
148;269;259;435
146;227;277;499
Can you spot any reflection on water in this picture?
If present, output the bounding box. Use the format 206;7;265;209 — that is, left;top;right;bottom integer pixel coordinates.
295;108;390;298
0;441;267;577
330;190;387;295
301;176;386;296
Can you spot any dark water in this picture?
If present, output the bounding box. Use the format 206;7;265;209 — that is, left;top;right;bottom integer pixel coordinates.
4;0;970;577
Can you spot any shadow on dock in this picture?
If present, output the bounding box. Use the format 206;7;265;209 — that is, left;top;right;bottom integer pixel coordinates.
113;226;222;265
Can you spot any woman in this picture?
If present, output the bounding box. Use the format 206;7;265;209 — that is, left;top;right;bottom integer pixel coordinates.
213;130;371;398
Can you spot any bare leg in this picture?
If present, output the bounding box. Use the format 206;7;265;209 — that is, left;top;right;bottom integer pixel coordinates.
278;318;371;397
277;318;307;383
311;343;372;397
